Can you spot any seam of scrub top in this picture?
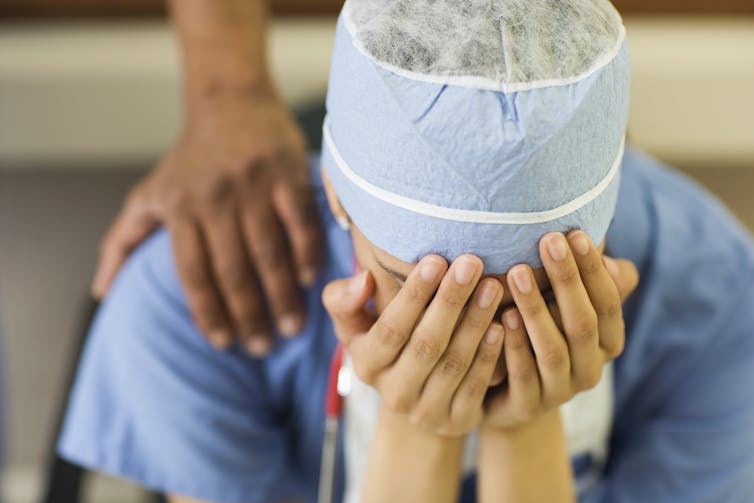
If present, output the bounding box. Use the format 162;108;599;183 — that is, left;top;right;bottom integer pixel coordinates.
322;118;625;225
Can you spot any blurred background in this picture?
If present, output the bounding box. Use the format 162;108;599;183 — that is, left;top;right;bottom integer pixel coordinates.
0;0;752;501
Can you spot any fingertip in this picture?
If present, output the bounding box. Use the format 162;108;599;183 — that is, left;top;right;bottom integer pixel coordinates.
244;334;273;356
349;270;368;295
278;312;305;337
502;308;522;331
567;230;592;257
208;329;233;350
484;322;505;345
298;267;318;288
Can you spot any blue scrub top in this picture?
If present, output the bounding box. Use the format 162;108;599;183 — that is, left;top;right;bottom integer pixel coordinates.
58;148;754;503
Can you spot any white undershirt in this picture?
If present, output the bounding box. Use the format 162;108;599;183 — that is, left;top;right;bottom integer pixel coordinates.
342;355;614;502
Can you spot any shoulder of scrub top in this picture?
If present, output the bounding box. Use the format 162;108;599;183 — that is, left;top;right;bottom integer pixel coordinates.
611;146;754;391
588;147;754;502
92;152;354;397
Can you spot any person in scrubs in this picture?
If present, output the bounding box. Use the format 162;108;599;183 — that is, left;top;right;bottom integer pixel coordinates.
61;1;754;502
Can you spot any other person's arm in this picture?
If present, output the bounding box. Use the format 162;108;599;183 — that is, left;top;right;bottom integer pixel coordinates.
92;0;322;355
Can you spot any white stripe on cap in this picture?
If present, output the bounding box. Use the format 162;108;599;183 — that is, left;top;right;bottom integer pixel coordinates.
323;117;625;226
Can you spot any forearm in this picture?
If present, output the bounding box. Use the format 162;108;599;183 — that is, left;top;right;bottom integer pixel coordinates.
363;408;465;503
167;0;274;115
478;410;575;503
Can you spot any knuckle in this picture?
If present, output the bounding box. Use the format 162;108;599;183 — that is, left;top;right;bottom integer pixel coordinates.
401;282;427;303
598;300;623;321
567;317;598;344
579;257;602;276
183;262;211;289
352;364;375;386
507;331;530;351
510;364;538;386
409;408;436;430
164;186;191;215
603;326;626;359
253;243;285;270
198;174;235;208
409;337;443;363
463;377;487;402
434;425;455;437
576;365;603;391
522;300;546;319
439;353;467;378
477;345;501;365
440;287;467;308
541;346;568;371
231;158;265;180
553;266;580;286
217;261;252;292
384;391;413;414
373;319;407;349
463;310;489;332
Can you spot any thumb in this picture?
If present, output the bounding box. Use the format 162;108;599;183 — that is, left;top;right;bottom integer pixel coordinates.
602;256;640;303
91;187;161;298
321;270;376;345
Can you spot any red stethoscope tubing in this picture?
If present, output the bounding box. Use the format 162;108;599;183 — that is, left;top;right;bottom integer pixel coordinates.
317;343;345;503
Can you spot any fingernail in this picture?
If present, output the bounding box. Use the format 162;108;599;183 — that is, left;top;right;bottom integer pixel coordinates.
547;234;568;262
278;314;303;336
336;215;351;231
504;310;521;331
603;256;620;278
209;329;231;349
299;268;317;287
349;271;367;294
570;232;590;256
246;336;271;355
420;258;443;283
511;266;532;294
477;280;500;309
485;324;503;345
454;257;478;285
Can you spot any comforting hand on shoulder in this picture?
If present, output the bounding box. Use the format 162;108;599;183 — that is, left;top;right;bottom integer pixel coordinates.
92;87;322;355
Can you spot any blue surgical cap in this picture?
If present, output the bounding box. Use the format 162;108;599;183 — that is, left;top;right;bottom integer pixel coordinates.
322;0;631;273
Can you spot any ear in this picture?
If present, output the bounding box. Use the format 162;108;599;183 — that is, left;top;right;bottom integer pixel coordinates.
321;164;350;226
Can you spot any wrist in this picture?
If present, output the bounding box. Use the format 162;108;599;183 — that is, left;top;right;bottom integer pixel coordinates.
183;53;276;104
481;408;563;444
478;410;574;503
378;407;466;455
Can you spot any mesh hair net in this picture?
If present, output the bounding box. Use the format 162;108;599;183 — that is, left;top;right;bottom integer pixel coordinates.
346;0;625;91
322;0;630;273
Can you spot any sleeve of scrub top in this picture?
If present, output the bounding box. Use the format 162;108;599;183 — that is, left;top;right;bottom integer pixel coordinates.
583;267;754;503
57;229;303;503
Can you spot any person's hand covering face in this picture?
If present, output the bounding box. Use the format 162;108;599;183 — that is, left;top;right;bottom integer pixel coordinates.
322;231;639;435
